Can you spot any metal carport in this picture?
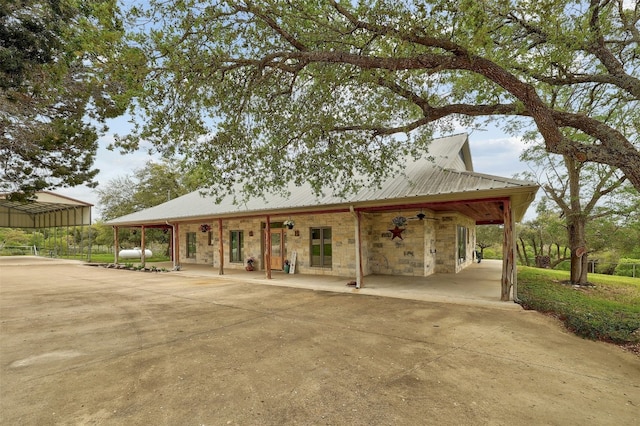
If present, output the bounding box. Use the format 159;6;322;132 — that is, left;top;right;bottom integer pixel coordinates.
0;192;92;228
0;191;93;257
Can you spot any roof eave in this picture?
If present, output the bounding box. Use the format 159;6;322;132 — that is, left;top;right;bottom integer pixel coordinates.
106;185;539;227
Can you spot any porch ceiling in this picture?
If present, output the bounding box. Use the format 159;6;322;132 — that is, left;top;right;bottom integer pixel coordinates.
424;200;506;224
357;197;514;225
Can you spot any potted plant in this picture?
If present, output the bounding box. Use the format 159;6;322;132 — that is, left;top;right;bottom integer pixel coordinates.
392;216;407;227
284;259;290;273
283;219;295;229
245;257;256;271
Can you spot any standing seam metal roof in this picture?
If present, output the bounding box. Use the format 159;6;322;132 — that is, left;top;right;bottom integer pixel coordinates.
107;134;538;225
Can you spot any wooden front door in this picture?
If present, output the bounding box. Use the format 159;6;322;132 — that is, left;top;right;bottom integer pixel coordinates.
267;229;285;270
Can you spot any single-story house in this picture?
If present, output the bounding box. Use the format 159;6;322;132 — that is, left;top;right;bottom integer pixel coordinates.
107;133;538;300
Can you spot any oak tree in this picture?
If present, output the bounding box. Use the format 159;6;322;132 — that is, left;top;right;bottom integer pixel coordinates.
114;0;640;198
0;0;130;200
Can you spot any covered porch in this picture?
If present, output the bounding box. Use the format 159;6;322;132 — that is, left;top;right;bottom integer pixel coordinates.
150;258;518;309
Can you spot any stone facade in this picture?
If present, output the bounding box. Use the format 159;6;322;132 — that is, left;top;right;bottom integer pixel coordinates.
175;209;476;277
433;213;475;273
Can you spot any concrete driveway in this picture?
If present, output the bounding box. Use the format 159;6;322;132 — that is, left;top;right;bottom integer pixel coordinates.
1;257;638;425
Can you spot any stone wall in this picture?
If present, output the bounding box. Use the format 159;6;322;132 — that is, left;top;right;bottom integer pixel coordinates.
434;213;475;273
366;211;429;276
176;209;475;277
282;212;355;277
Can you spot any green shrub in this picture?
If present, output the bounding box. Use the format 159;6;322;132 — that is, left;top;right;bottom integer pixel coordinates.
481;248;501;259
518;267;640;345
614;258;640;278
554;260;571;271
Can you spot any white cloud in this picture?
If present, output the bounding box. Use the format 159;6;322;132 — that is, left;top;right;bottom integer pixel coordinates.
54;121;156;219
469;135;530;178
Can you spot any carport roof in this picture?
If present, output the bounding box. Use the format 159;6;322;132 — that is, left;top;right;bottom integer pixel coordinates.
0;191;93;228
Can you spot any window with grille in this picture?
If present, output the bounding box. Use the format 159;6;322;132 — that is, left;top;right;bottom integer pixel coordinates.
186;232;197;258
230;230;243;263
310;227;332;267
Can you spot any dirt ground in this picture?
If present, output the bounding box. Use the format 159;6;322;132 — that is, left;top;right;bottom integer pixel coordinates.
1;258;638;425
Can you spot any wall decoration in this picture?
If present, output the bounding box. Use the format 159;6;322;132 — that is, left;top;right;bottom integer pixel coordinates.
392;216;407;227
388;226;405;240
200;224;211;233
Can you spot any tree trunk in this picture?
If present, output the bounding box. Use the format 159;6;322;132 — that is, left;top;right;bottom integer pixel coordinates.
565;156;589;285
518;236;529;266
568;218;588;284
516;239;525;265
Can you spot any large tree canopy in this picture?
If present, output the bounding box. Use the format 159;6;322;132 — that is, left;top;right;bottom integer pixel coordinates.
0;0;130;200
115;0;640;197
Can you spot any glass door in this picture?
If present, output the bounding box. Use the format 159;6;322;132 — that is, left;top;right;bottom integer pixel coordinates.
268;229;284;270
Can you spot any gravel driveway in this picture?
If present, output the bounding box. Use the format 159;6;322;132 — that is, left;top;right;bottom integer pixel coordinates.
1;258;638;425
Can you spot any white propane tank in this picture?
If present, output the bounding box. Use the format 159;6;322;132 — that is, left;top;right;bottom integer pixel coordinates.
118;248;153;259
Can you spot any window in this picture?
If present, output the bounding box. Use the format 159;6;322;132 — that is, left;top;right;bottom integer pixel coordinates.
186;232;197;259
208;231;213;246
230;230;243;263
457;225;467;262
310;227;332;267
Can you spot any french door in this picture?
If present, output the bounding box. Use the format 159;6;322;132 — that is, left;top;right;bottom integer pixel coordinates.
266;228;285;270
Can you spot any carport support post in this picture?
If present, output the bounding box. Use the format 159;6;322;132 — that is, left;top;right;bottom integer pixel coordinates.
501;199;514;301
113;226;119;264
218;218;224;275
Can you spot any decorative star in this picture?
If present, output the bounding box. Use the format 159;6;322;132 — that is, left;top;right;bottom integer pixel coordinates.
389;226;405;240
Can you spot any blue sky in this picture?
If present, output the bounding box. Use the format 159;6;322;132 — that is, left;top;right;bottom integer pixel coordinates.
54;119;532;220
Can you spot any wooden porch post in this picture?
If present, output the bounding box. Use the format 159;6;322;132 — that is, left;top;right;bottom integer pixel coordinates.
501;199;514;301
218;218;224;275
354;209;364;288
265;215;272;279
113;226;119;264
140;225;146;267
512;201;519;301
174;223;180;269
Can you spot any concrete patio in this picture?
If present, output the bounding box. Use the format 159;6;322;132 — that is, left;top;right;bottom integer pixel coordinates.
163;258;517;309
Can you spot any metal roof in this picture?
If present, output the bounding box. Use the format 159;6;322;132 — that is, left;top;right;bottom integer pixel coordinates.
107;134;539;226
0;191;93;228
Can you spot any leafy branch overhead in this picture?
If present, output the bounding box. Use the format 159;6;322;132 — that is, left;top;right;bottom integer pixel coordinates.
116;0;639;195
0;0;131;200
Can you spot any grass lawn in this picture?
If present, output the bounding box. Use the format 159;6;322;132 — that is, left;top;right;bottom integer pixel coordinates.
517;267;640;354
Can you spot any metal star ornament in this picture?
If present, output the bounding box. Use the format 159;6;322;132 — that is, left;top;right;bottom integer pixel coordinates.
389;226;405;240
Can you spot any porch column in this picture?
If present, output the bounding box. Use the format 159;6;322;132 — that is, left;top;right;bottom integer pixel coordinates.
174;223;180;269
511;199;519;301
501;199;514;301
140;225;146;267
218;218;224;275
113;226;119;264
265;215;272;279
352;207;364;288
